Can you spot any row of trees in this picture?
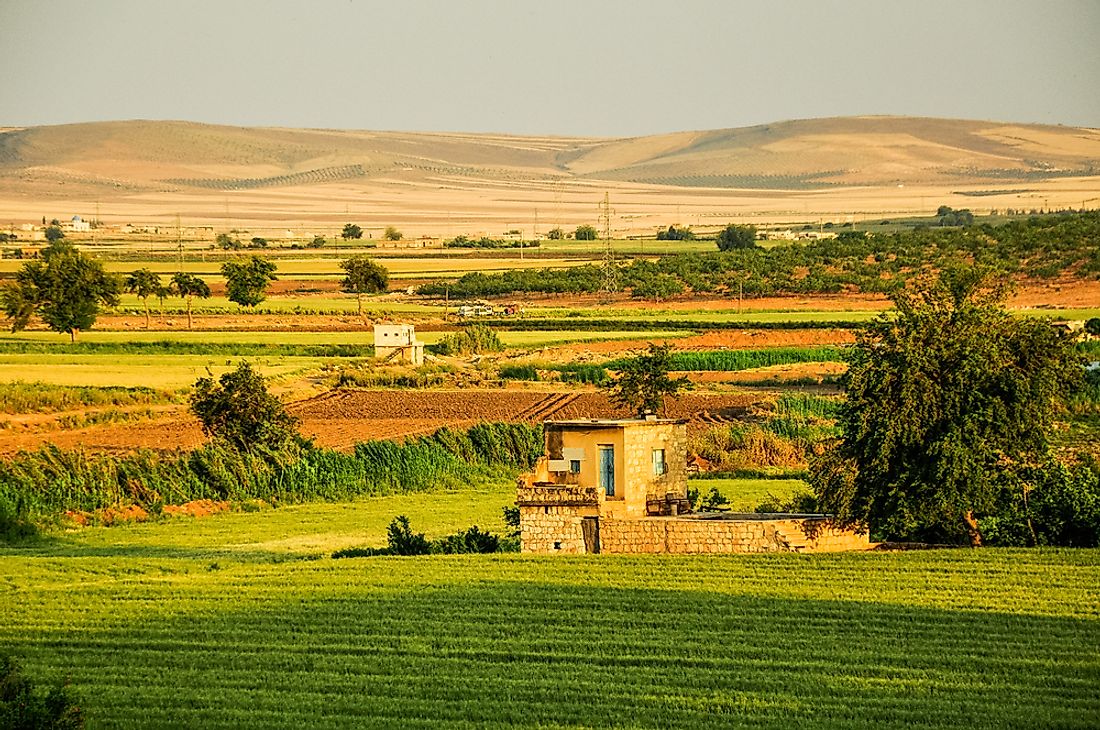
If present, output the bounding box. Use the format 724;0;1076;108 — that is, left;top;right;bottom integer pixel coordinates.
420;212;1100;300
0;244;389;339
341;224;403;242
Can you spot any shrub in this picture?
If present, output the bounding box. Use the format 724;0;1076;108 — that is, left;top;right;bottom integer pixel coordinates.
687;485;730;512
499;364;539;381
0;654;84;729
434;325;504;356
386;515;431;555
755;489;819;514
435;525;500;554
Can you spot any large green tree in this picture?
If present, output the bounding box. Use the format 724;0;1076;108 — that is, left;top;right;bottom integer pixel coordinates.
574;225;598;241
604;343;691;417
716;224;758;251
170;272;211;330
341;223;363;241
221;256;277;308
339;255;389;315
190;361;300;451
1;242;120;342
811;268;1082;545
125;268;162;329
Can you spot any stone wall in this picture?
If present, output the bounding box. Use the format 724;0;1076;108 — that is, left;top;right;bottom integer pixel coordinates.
598;516;869;554
519;505;588;554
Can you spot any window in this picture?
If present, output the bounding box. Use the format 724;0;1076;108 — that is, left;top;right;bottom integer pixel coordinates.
652;448;667;476
569;460;581;474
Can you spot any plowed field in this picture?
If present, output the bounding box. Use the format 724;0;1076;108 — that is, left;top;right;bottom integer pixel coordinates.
0;389;762;454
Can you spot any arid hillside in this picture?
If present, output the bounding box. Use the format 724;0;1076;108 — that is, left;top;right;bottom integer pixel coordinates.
2;116;1099;233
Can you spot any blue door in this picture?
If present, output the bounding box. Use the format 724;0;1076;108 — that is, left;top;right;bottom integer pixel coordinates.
599;445;615;496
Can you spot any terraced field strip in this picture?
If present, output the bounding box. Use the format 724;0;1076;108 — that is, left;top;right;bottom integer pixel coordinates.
1;534;1096;729
0;354;324;389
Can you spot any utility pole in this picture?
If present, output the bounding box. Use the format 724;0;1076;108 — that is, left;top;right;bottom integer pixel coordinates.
599;192;617;300
176;213;183;272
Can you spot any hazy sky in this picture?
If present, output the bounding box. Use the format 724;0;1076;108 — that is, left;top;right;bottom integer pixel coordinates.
2;0;1098;136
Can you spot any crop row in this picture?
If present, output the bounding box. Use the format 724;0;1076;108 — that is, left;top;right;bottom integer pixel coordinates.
605;347;846;372
2;549;1097;728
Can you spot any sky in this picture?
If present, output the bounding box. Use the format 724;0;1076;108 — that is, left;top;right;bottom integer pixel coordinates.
1;0;1098;137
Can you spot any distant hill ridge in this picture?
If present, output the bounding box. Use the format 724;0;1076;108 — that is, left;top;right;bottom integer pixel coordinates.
2;116;1098;195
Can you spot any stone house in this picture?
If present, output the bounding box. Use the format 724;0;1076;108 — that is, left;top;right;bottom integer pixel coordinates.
374;324;425;366
517;418;870;555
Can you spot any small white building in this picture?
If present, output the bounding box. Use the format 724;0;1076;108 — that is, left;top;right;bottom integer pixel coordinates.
69;215;91;232
374;324;425;366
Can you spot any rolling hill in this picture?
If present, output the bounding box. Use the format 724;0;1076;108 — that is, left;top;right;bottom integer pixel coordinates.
2;116;1099;233
3;116;1099;196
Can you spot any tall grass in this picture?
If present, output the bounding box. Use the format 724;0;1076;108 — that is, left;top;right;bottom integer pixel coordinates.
0;381;180;414
606;347;845;372
433;325;505;356
0;423;543;524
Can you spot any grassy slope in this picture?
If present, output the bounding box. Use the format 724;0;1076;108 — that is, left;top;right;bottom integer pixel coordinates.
1;487;1098;729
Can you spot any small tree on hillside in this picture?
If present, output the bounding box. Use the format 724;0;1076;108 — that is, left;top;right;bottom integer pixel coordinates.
383;226;403;241
125;268;162;329
604;343;691;417
221;256;277;308
341;224;363;241
339;255;389;316
1;242;120;342
811;267;1082;546
716;224;758;251
190;361;300;451
545;227;564;240
170;272;210;330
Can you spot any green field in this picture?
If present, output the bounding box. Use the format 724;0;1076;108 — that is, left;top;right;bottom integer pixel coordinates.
691;477;807;511
2;486;1097;729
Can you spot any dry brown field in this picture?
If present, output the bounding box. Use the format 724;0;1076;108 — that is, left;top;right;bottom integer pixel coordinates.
0;388;775;455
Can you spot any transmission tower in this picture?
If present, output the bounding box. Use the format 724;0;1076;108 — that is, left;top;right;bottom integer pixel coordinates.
599;191;618;299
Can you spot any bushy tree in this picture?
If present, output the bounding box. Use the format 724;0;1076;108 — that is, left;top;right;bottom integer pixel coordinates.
339;255;389;315
170;272;210;330
383;226;402;241
341;224;363;241
1;242;120;342
545;227;564;240
574;224;598;241
125;268;162;329
716;224;758;251
190;361;300;450
221;256;277;308
811;268;1082;545
44;225;65;243
657;225;695;241
604;343;691;417
1085;317;1100;336
308;235;327;249
215;232;241;250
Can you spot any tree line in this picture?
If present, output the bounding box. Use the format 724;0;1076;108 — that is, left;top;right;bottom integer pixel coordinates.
1;242;390;339
419;212;1100;300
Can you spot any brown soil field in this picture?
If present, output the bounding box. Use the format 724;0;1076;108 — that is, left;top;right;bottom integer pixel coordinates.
0;388;767;455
